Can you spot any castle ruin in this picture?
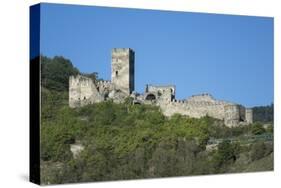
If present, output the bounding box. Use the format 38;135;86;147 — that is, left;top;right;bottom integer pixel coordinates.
69;48;253;127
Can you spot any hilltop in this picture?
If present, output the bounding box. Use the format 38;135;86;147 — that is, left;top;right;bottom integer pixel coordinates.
39;56;273;184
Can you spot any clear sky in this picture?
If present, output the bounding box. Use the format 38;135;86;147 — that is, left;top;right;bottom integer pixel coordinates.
40;3;273;107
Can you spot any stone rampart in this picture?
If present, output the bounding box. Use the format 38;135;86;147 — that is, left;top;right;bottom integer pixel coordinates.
69;75;103;108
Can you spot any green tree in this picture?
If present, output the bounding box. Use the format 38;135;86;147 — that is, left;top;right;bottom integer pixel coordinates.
212;140;241;172
250;141;266;161
251;123;266;135
41;56;79;91
253;104;274;123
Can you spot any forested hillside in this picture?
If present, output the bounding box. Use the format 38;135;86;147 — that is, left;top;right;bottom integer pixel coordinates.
253;104;274;123
40;56;273;185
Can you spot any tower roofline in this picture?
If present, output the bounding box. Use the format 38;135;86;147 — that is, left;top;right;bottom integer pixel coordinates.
112;48;134;52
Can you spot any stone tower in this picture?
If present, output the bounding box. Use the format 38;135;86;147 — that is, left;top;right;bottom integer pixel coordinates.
245;108;253;124
224;104;240;127
111;48;135;95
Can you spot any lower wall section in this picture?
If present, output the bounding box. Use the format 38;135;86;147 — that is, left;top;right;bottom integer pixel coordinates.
159;101;251;127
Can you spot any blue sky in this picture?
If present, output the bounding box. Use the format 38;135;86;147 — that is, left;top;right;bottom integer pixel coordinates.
40;3;273;107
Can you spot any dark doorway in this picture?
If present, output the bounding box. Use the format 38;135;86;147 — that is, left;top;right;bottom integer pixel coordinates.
145;93;156;100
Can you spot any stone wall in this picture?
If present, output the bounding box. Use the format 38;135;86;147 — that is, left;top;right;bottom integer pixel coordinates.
97;80;114;98
187;93;216;102
69;75;104;108
157;93;251;127
160;99;231;119
224;104;240;127
245;108;253;124
144;85;175;102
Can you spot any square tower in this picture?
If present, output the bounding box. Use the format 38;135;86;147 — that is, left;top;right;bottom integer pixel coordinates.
111;48;135;95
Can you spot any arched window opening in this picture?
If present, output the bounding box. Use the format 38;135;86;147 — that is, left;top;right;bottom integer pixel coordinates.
145;93;156;101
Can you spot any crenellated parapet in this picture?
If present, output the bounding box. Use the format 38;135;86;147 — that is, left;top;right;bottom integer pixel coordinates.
187;93;215;102
96;80;114;95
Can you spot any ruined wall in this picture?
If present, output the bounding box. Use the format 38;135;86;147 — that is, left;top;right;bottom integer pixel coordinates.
97;80;114;98
111;48;135;95
158;93;248;127
245;108;253;124
224;104;240;127
239;106;246;121
146;85;175;102
69;75;104;108
187;93;215;102
160;100;230;119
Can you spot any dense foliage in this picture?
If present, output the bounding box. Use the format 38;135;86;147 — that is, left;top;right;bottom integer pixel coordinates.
40;88;273;184
41;56;79;91
253;104;274;123
40;56;273;185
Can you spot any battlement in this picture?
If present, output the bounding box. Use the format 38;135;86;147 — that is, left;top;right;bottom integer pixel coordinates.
112;48;134;53
98;80;111;83
97;80;111;86
171;99;185;103
164;96;252;127
170;98;231;107
69;75;95;86
187;93;215;102
191;93;213;97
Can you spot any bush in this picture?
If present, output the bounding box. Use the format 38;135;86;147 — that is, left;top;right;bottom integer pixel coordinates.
253;104;273;123
250;142;266;161
251;123;266;135
250;141;273;162
266;124;273;133
212;141;241;172
41;56;79;91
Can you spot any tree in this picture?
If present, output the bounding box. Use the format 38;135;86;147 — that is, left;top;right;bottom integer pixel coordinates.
41;56;79;91
251;123;266;135
212;140;241;172
148;140;176;177
250;141;266;161
253;104;274;123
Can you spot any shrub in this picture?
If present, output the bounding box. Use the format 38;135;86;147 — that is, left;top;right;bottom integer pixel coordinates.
250;141;266;161
212;141;241;172
251;123;266;135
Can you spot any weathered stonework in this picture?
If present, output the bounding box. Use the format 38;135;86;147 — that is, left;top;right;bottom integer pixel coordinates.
245;108;253;124
111;48;134;95
69;48;253;127
69;75;104;108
